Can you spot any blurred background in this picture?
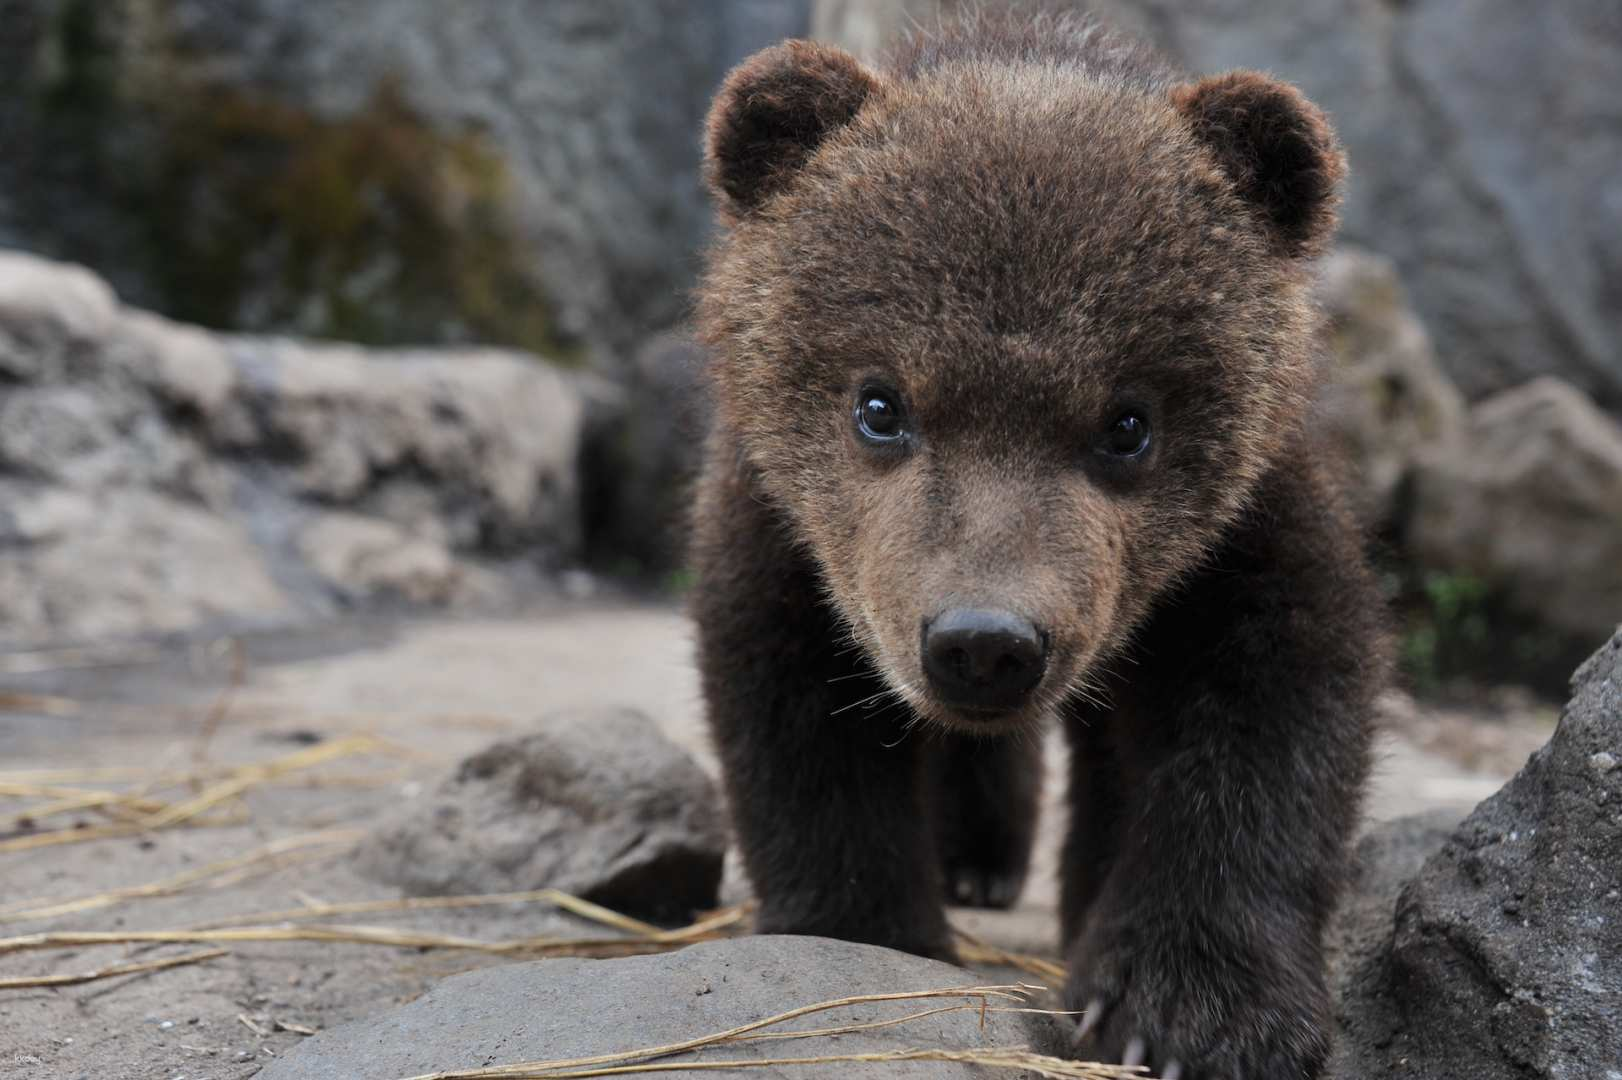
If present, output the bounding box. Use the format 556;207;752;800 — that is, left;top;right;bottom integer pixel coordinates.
0;0;1617;734
0;3;1618;1073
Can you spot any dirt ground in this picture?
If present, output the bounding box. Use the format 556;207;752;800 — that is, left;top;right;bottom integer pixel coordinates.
0;599;1558;1080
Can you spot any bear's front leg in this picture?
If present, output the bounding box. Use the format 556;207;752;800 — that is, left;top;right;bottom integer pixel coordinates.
691;443;953;961
1063;503;1379;1078
1063;717;1353;1077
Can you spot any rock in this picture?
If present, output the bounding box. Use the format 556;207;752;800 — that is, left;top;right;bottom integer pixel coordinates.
587;330;711;576
1333;630;1622;1079
1315;249;1466;524
0;486;295;643
296;513;481;608
0;252;593;648
816;1;1622;411
259;935;1063;1080
358;708;727;923
1104;0;1622;411
221;338;590;555
0;253;119;378
0;0;806;369
1404;376;1622;642
1325;810;1461;1045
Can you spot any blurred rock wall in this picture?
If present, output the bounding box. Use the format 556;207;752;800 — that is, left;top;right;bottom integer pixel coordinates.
0;251;607;647
0;0;807;372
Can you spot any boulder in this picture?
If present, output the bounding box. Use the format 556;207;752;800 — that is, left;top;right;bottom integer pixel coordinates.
588;330;711;576
258;936;1065;1080
296;512;487;608
0;251;594;648
0;486;295;643
357;708;727;924
0;0;807;369
1315;249;1465;524
217;336;590;555
1404;376;1622;642
1324;809;1461;1050
1333;630;1622;1078
816;0;1622;411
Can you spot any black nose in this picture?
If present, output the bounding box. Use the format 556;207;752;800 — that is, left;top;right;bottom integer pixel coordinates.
921;608;1048;713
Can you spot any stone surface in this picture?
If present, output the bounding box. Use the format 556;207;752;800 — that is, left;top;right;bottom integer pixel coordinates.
1315;248;1465;524
0;486;295;643
816;0;1622;411
1404;376;1622;641
219;337;590;555
1333;630;1622;1078
259;935;1063;1080
358;708;727;923
0;0;806;369
296;512;491;608
0;251;595;647
1324;809;1461;1056
594;330;711;575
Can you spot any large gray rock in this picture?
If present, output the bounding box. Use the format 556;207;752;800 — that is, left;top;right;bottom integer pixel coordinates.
1315;249;1466;525
0;486;296;644
593;330;711;575
0;0;805;369
358;708;727;923
295;512;498;608
259;935;1064;1080
0;251;594;647
1326;810;1462;984
1404;376;1622;642
1334;631;1622;1078
815;0;1622;411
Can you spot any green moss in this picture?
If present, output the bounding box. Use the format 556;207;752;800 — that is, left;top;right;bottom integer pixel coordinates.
1391;568;1588;700
661;567;697;595
33;0;573;362
128;78;575;359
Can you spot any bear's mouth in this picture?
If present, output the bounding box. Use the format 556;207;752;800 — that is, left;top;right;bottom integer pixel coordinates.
896;657;1067;735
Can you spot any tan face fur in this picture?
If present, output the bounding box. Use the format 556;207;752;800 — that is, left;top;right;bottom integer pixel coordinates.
699;37;1342;733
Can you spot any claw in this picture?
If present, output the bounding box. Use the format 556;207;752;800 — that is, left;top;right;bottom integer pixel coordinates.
1121;1036;1147;1069
1071;997;1106;1046
1161;1061;1184;1080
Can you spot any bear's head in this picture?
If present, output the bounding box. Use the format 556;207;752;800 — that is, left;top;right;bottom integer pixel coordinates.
697;31;1345;734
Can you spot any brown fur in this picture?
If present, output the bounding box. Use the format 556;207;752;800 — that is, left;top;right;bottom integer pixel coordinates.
690;10;1385;1077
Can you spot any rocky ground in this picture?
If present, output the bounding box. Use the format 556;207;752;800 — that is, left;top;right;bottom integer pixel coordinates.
0;600;1564;1080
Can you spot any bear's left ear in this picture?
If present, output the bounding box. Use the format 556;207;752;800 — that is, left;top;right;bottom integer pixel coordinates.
705;40;881;221
1171;71;1346;259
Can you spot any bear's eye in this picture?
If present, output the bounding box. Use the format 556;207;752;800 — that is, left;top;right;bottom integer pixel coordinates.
855;387;907;444
1100;410;1151;458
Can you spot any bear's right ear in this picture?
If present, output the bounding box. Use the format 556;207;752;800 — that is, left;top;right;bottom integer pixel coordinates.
705;40;880;220
1171;71;1346;259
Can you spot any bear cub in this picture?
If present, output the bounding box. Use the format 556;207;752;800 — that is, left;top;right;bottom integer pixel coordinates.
691;10;1385;1078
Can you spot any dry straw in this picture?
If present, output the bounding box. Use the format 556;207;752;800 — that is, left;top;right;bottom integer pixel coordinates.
953;925;1068;985
0;828;364;924
0;890;749;959
389;984;1133;1080
0;691;80;716
0;947;226;991
0;734;398;854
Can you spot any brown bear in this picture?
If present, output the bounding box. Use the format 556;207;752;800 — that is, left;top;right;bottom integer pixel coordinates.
689;8;1386;1077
